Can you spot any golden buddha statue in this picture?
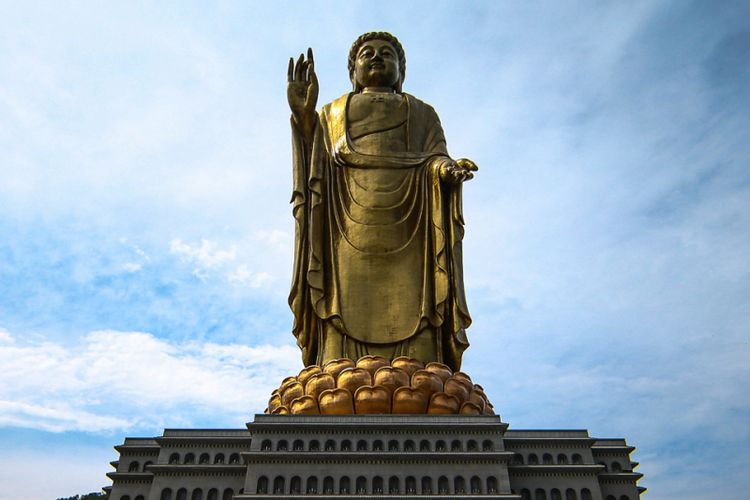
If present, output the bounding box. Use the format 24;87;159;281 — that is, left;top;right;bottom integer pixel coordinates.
286;32;477;372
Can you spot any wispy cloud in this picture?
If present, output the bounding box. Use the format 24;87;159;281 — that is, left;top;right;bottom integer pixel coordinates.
0;401;130;434
0;329;300;433
170;238;237;271
170;237;278;288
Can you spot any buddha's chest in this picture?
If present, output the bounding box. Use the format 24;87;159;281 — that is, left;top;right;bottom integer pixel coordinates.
347;93;408;153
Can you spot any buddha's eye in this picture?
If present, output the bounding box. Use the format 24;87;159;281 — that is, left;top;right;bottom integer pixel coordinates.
359;48;374;59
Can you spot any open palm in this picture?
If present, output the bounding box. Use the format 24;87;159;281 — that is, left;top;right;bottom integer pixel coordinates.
287;47;318;134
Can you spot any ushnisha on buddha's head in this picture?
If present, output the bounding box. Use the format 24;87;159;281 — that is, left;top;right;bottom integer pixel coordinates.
348;32;406;93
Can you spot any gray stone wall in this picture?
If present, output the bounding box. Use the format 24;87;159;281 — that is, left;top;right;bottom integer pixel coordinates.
104;416;644;499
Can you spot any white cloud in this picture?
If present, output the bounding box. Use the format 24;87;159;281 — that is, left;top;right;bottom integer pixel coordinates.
226;264;274;288
169;238;239;281
170;238;237;268
132;244;150;261
0;329;301;433
0;400;130;433
121;262;142;272
169;237;283;291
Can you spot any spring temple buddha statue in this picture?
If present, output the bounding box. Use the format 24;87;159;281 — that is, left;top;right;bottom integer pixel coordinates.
287;32;478;372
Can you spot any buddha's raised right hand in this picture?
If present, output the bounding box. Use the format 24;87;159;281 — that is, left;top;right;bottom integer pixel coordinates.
287;48;319;139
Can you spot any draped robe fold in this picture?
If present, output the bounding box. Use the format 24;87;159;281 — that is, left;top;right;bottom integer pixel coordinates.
288;92;471;370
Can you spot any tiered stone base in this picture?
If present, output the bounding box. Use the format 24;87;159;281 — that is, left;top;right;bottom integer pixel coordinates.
266;355;495;415
238;414;517;498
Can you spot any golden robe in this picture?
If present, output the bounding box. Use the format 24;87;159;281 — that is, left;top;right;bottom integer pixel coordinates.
289;92;471;370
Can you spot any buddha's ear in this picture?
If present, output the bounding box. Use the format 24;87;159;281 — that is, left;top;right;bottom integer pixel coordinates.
350;72;362;93
396;71;405;93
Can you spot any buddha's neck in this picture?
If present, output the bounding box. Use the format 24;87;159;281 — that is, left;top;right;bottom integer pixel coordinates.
361;87;396;94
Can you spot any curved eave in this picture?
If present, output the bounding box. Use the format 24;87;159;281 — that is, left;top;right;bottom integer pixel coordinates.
242;450;515;464
114;444;160;453
155;436;253;445
235;495;521;500
504;437;597;446
592;445;636;453
162;428;250;435
106;471;154;481
248;414;507;433
508;465;605;474
147;464;246;474
597;472;644;481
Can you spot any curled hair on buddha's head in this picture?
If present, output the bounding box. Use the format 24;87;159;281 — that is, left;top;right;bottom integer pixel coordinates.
348;31;406;93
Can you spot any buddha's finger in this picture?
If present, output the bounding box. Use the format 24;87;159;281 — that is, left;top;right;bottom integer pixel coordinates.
288;57;294;82
458;158;478;171
305;59;313;82
295;53;304;81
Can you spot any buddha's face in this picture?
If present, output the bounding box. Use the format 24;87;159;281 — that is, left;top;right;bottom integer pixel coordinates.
352;39;400;91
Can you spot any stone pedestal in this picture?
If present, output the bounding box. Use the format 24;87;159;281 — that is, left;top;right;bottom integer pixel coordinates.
238;414;516;498
104;415;645;499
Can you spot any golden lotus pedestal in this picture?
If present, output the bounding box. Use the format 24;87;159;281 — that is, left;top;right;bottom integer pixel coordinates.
266;356;496;416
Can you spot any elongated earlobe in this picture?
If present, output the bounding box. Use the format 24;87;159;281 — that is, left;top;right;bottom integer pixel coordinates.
350;73;361;92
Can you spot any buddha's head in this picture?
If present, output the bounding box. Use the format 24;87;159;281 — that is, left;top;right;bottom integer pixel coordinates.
348;32;406;93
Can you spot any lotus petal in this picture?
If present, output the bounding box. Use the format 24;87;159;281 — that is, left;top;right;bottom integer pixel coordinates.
290;395;319;414
319;388;355;415
468;390;486;412
354;385;391;414
391;356;425;376
373;366;410;393
411;369;443;395
427;392;461;414
444;378;471;403
337;367;372;394
459;401;482;415
298;365;322;386
323;358;356;379
392;386;429;414
268;394;282;413
356;355;390;377
424;362;453;382
304;372;336;400
280;381;304;407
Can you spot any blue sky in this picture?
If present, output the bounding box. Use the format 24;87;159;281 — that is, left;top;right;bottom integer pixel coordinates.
1;1;748;498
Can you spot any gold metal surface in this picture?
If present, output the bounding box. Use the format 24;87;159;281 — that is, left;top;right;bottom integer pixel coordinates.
265;356;494;416
287;32;477;371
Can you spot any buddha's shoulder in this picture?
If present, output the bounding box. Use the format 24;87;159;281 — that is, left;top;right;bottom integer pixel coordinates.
321;93;351;117
402;92;435;111
321;92;437;116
